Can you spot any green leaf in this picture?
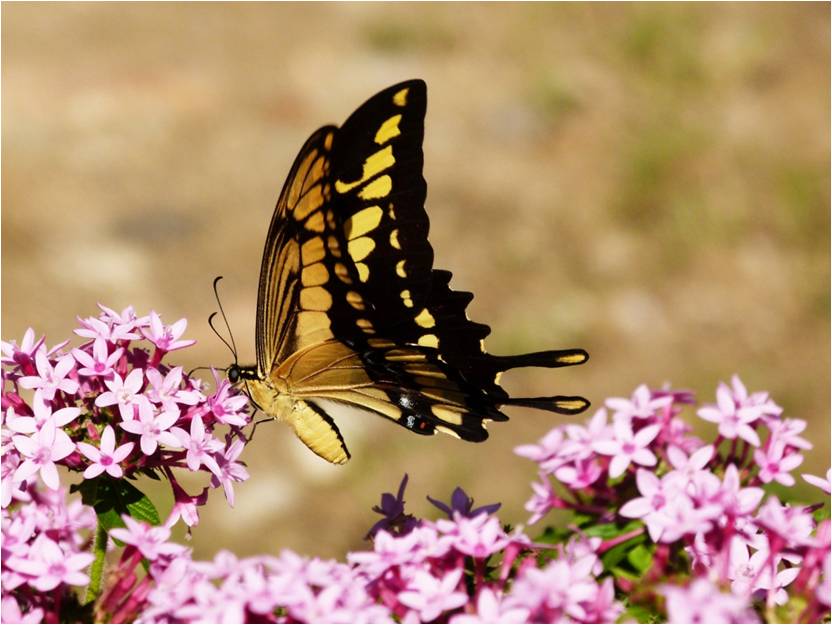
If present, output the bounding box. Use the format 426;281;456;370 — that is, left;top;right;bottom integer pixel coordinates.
535;525;572;545
600;534;645;570
78;476;161;531
622;603;658;624
583;519;642;539
627;543;654;574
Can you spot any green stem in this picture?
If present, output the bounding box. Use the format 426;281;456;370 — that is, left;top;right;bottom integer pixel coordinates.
84;519;108;605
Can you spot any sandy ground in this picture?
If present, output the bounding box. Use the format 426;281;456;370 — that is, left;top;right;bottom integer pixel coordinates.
3;3;829;559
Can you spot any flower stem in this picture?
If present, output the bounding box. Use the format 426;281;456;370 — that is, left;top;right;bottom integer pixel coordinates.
84;519;109;605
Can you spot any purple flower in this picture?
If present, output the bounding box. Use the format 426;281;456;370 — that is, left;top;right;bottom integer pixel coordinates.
141;311;196;353
18;351;78;401
592;420;660;478
367;474;419;539
754;441;803;486
109;515;187;560
119;399;181;455
398;568;468;622
72;338;123;378
12;421;75;490
605;384;673;422
171;414;223;476
76;425;134;479
146;366;202;411
210;439;250;506
427;485;500;519
95;368;145;421
803;469;832;494
662;578;759;623
450;587;530;624
6;534;93;591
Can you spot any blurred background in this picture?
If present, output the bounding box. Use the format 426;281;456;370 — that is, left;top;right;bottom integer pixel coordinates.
3;3;829;560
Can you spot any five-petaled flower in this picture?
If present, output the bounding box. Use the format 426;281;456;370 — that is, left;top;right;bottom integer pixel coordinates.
12;420;75;490
18;350;79;401
119;399;181;456
72;338;123;378
76;425;134;479
95;369;145;421
141;311;196;353
592;420;660;478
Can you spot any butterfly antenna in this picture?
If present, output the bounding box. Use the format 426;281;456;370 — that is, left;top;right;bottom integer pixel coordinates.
208;312;236;360
187;365;214;377
210;276;239;360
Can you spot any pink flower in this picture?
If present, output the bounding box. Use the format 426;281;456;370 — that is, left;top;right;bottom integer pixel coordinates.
76;425;134;479
664;444;716;493
210;439;249;506
754;441;803;486
803;469;832;494
769;417;812;451
554;458;603;489
662;578;758;623
97;303;148;330
1;596;44;624
95;368;145;420
120;399;181;456
451;587;530;624
18;350;78;401
697;376;768;446
729;537;799;606
712;464;764;517
12;420;75;489
398;568;468;622
1;327;44;368
524;474;557;524
72;338;123;377
560;408;612;460
207;377;249;427
755;497;815;547
75;314;139;342
141;311;196;353
514;427;566;465
605;384;673;422
6;534;93;591
620;469;678;542
592;420;660;478
508;555;598;621
171;414;223;476
167;484;209;528
7;391;80;434
146;366;202;410
110;515;187;560
435;512;511;558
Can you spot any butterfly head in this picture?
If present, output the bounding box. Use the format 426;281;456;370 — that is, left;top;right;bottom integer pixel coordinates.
225;363;258;386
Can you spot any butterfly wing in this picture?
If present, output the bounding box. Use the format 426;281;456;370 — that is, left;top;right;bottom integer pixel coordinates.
254;80;588;463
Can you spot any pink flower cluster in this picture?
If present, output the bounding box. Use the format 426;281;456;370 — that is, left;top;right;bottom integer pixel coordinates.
2;309;830;624
517;377;830;622
2;305;251;522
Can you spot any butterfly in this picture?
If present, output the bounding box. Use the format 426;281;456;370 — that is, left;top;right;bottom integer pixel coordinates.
226;79;589;464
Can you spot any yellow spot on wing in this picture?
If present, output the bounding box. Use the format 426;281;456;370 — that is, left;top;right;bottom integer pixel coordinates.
355;262;370;282
390;229;401;249
299;286;333;311
333;262;351;283
334;146;394;194
558;352;588;364
417;334;439;348
301;238;326;265
301;262;329;286
414;308;435;328
294;184;324;221
431;405;463;426
374;114;402;144
396;260;407;277
348;236;376;262
345;206;383;239
358;175;392;200
324;132;334;151
304;211;325;233
393;88;409;106
346;291;365;310
400;289;413;308
435;425;460;439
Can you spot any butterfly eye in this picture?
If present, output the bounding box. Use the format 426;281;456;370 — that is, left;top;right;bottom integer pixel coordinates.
227;366;241;384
